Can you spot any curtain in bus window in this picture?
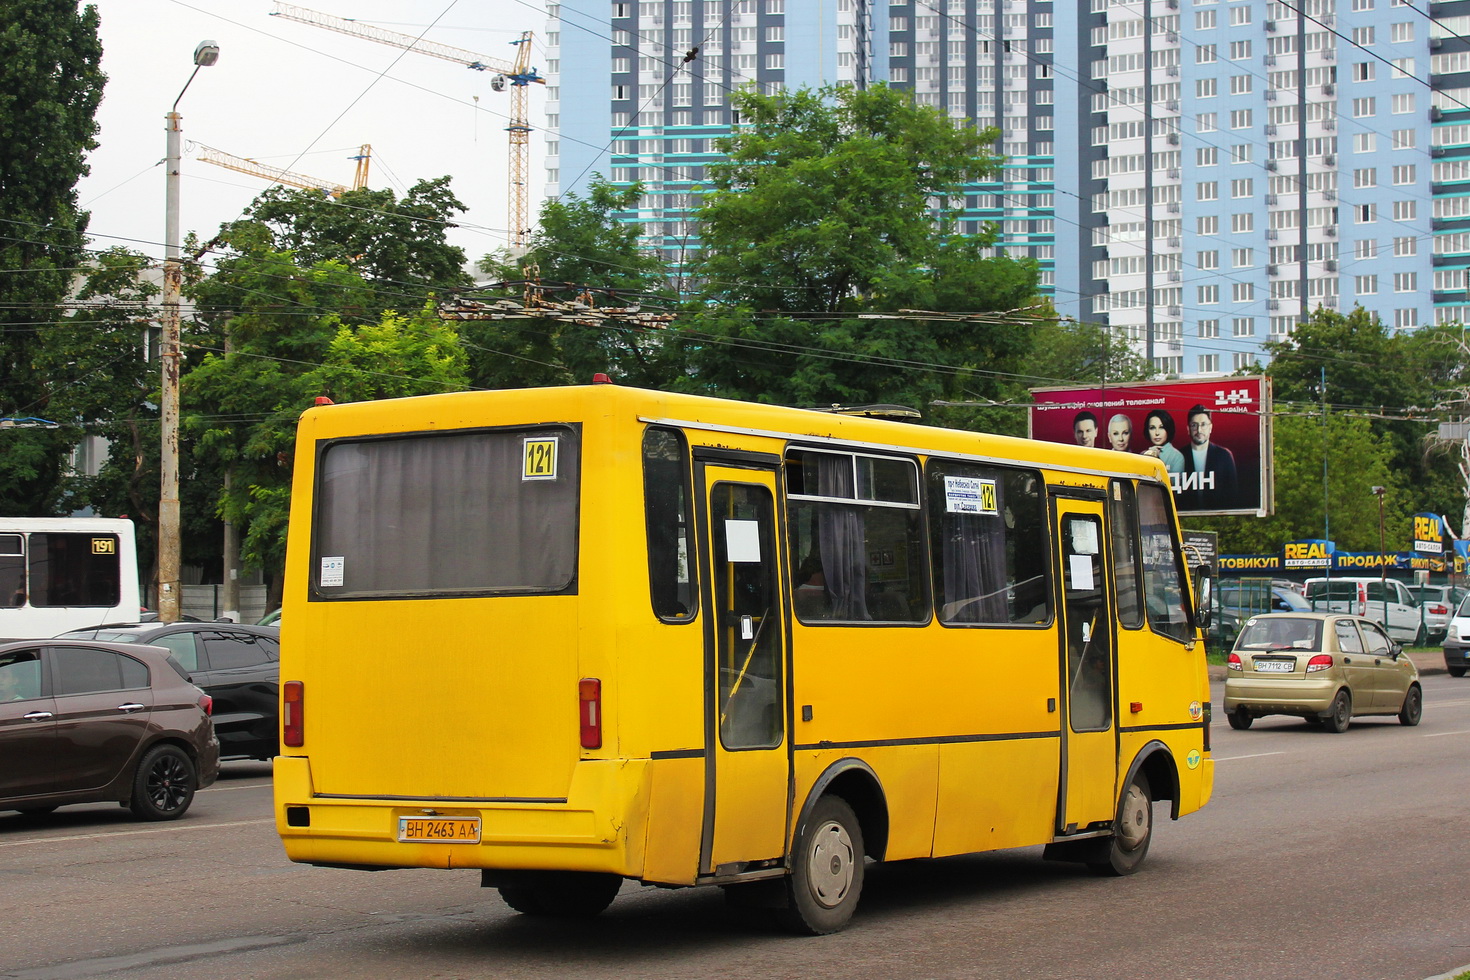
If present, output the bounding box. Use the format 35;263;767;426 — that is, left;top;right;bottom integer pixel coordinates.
939;488;1008;624
816;455;870;621
316;428;579;595
1137;484;1192;642
928;463;1049;625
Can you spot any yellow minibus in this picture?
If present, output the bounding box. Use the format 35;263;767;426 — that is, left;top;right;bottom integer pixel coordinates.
274;383;1214;933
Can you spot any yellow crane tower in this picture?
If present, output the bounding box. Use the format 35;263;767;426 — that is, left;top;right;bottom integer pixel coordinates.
268;2;544;249
197;143;373;197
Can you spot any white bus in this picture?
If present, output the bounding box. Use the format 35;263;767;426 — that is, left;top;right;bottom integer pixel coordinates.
0;518;141;640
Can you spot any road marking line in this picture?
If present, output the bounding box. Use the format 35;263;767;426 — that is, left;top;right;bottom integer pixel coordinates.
1213;751;1285;761
1423;729;1470;737
202;782;272;792
0;818;272;847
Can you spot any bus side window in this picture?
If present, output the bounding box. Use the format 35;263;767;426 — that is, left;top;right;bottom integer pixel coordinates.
642;427;697;622
0;534;23;607
1136;483;1192;643
926;461;1050;626
1109;481;1145;629
786;449;925;624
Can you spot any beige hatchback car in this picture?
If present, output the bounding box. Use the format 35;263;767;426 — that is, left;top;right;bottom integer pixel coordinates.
1224;612;1423;733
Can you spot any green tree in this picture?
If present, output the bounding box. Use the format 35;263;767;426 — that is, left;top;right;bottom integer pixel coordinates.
465;178;680;388
1188;413;1405;554
1264;307;1463;530
187;298;468;599
31;249;159;539
241;178;473;313
0;0;104;513
675;84;1040;411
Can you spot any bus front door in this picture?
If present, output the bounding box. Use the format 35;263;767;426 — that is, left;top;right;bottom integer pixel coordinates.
697;467;790;876
1053;501;1118;833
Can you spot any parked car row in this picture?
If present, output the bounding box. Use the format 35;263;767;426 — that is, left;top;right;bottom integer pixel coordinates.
1;615;280;821
1302;577;1459;646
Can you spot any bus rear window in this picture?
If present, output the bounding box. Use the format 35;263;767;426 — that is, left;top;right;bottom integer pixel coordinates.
314;426;579;597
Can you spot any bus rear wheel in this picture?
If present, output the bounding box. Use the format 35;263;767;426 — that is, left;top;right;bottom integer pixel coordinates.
776;795;865;935
1087;773;1153;877
496;872;622;918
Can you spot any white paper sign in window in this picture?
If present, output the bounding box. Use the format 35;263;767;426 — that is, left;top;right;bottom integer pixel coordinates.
943;475;998;515
1070;518;1100;555
320;556;345;588
1069;554;1095;591
724;520;761;563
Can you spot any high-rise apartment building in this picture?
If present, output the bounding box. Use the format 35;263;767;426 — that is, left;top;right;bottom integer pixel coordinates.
543;0;1464;376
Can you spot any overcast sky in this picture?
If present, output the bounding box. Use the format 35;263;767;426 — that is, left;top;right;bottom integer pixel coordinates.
79;0;554;269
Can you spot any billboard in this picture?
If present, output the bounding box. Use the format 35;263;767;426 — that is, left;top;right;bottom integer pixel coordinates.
1029;377;1272;517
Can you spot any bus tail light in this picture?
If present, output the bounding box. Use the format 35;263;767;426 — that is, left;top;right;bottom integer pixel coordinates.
579;678;602;749
1306;655;1333;673
284;680;305;747
1226;653;1242;671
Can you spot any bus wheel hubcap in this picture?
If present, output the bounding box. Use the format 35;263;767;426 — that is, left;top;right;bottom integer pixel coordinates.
807;820;854;908
1117;784;1149;851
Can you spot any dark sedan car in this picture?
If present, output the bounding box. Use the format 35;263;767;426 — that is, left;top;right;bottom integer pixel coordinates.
0;639;219;819
58;623;279;760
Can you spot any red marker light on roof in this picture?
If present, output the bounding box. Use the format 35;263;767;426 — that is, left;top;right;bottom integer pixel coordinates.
592;373;612;384
314;396;334;406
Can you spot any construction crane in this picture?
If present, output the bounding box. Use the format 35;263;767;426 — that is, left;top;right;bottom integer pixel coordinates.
197;143;372;197
269;2;544;250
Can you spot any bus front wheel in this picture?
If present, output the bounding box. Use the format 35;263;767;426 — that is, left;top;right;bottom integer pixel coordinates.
777;795;865;935
496;871;622;918
1087;773;1153;877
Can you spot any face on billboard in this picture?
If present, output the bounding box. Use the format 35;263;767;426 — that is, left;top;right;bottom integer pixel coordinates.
1073;414;1097;447
1146;414;1170;446
1107;415;1131;451
1187;410;1212;447
1028;379;1268;517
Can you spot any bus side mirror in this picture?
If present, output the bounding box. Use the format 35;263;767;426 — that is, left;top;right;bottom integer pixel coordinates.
1194;566;1213;630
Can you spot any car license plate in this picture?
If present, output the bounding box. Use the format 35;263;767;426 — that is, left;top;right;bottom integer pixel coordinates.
397;816;481;843
1253;659;1294;672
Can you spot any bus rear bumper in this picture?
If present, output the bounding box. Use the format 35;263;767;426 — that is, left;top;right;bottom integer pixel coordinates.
273;755;650;876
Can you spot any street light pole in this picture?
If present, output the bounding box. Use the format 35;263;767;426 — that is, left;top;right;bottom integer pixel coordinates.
159;40;219;623
1372;485;1388;626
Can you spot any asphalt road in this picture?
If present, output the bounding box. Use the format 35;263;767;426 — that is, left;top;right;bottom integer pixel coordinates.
2;675;1468;980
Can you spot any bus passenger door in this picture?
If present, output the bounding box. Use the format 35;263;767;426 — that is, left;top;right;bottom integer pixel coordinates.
1053;501;1117;833
697;465;790;876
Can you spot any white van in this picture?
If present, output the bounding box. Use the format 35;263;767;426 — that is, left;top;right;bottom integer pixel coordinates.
1302;577;1426;645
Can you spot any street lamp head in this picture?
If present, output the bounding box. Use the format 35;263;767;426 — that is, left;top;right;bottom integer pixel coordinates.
193;41;220;67
1371;485;1386;496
